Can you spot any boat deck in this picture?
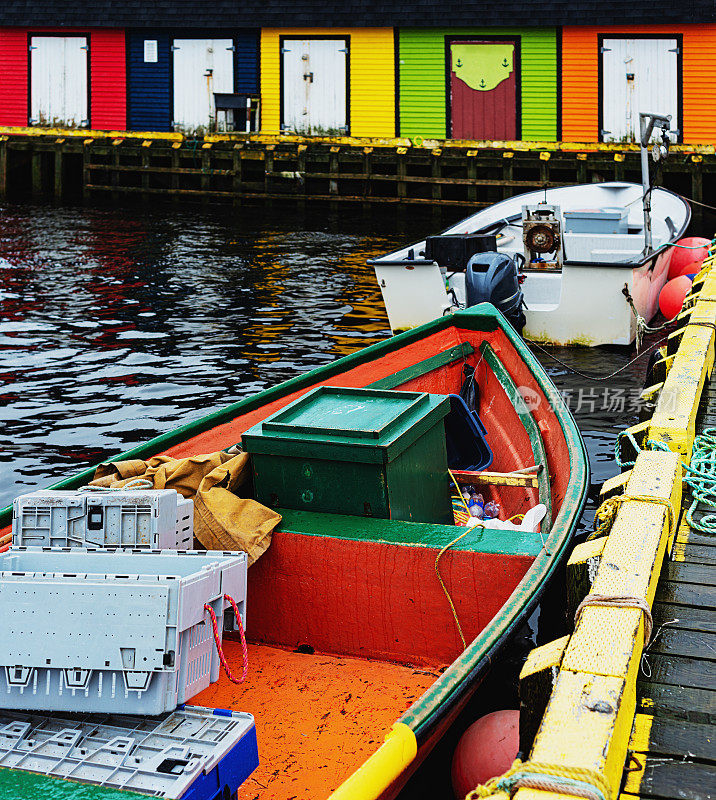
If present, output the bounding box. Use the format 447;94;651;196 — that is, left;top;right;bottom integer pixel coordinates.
513;247;716;800
193;641;442;800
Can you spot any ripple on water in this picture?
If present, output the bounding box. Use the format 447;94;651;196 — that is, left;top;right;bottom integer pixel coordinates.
0;202;662;532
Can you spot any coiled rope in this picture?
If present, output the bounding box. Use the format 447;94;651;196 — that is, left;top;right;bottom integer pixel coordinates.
682;428;716;534
574;593;653;645
588;493;675;542
465;759;612;800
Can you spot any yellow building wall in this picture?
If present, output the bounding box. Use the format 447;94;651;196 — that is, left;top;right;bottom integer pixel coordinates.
260;28;396;137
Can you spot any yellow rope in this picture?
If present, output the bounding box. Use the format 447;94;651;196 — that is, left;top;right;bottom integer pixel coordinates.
574;593;653;644
437;470;482;651
588;494;675;541
465;759;612;800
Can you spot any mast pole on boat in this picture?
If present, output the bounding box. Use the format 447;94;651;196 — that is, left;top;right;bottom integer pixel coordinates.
639;112;672;255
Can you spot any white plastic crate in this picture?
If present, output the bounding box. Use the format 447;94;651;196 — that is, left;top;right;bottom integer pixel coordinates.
0;548;247;715
12;489;194;550
0;705;258;799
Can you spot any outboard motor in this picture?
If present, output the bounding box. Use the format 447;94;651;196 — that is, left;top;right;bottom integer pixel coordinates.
465;252;525;334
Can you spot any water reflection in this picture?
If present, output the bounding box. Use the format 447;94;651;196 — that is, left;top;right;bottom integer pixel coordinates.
0;201;659;531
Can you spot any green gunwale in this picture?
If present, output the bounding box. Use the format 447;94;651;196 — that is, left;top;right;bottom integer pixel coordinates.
0;303;588;774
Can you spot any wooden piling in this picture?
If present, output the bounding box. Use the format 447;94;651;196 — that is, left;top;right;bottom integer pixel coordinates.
1;129;713;214
0;138;7;200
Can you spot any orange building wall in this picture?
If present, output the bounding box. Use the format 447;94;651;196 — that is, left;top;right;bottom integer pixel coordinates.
562;25;716;144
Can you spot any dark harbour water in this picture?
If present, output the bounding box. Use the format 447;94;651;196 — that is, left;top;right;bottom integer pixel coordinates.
0;201;677;530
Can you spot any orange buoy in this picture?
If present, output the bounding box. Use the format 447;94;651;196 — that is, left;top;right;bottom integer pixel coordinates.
659;275;692;320
673;259;704;279
668;237;709;279
451;709;519;799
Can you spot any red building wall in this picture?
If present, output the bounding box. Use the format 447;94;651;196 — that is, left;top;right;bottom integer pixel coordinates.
0;28;126;130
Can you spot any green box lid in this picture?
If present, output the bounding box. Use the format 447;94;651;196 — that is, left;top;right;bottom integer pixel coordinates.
242;386;450;463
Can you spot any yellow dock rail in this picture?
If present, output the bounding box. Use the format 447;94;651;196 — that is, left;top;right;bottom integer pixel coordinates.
510;248;716;800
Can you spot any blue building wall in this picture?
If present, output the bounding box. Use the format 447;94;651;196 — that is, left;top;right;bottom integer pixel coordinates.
127;30;260;131
127;32;172;131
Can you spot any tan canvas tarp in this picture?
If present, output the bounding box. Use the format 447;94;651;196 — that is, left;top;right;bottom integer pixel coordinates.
90;451;280;565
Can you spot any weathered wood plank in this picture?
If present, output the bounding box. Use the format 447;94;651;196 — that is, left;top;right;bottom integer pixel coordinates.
623;758;715;800
665;561;716;586
638;682;716;721
652;601;716;633
655;579;716;609
630;714;716;762
648;627;716;660
640;652;713;688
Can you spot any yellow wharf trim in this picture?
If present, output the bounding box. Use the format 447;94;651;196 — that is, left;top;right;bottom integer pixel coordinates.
328;723;417;800
0;126;183;140
649;270;716;461
513;451;680;800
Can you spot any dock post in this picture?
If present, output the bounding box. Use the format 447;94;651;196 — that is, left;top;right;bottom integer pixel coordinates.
232;143;242;206
31;148;43;197
467;151;477;204
82;141;91;202
396;150;406;201
691;156;704;231
502;152;514;201
0;138;7;200
53;141;63;201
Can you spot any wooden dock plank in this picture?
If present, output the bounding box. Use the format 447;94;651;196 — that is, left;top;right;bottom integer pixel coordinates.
640;652;713;689
638;683;716;721
652;601;716;633
648;627;716;660
655;579;716;609
664;561;716;586
623;759;715;800
630;713;716;762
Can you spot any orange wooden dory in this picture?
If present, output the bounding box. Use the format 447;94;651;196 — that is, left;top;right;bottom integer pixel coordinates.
0;304;588;800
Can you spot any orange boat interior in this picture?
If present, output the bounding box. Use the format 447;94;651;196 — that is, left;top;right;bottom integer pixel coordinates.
2;323;573;800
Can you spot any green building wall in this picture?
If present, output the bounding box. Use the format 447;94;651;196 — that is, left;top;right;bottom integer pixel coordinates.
398;28;558;140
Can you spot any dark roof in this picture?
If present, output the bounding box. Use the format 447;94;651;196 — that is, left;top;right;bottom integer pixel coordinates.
0;0;713;27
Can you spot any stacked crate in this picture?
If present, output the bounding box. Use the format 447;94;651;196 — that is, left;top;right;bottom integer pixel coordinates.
1;486;257;799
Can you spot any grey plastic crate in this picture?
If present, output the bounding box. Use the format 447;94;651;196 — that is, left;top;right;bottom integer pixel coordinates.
0;548;247;715
12;489;194;550
0;705;258;799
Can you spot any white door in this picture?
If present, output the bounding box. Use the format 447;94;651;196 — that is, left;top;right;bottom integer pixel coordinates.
172;39;234;132
30;36;88;127
601;38;678;142
282;39;347;135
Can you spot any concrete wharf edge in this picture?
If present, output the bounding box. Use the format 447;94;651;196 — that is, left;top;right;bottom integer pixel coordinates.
517;249;716;800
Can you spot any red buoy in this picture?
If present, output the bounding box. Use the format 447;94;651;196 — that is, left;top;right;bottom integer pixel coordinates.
673;259;704;279
451;709;519;799
659;275;692;320
668;237;709;279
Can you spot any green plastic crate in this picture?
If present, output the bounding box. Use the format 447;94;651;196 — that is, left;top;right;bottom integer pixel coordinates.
242;386;452;523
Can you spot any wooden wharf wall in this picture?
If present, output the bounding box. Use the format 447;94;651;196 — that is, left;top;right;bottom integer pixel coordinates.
1;130;716;227
517;262;716;800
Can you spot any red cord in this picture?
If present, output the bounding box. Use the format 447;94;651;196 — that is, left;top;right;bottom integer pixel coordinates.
204;593;248;685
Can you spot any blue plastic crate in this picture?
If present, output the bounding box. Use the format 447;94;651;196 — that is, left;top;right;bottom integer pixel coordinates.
0;705;258;799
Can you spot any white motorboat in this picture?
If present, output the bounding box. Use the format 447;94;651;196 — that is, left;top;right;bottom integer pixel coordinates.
371;182;691;346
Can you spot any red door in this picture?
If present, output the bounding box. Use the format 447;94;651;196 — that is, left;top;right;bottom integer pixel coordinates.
449;40;518;140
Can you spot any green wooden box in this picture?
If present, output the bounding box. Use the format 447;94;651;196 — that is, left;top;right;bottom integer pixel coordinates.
242;386;452;523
